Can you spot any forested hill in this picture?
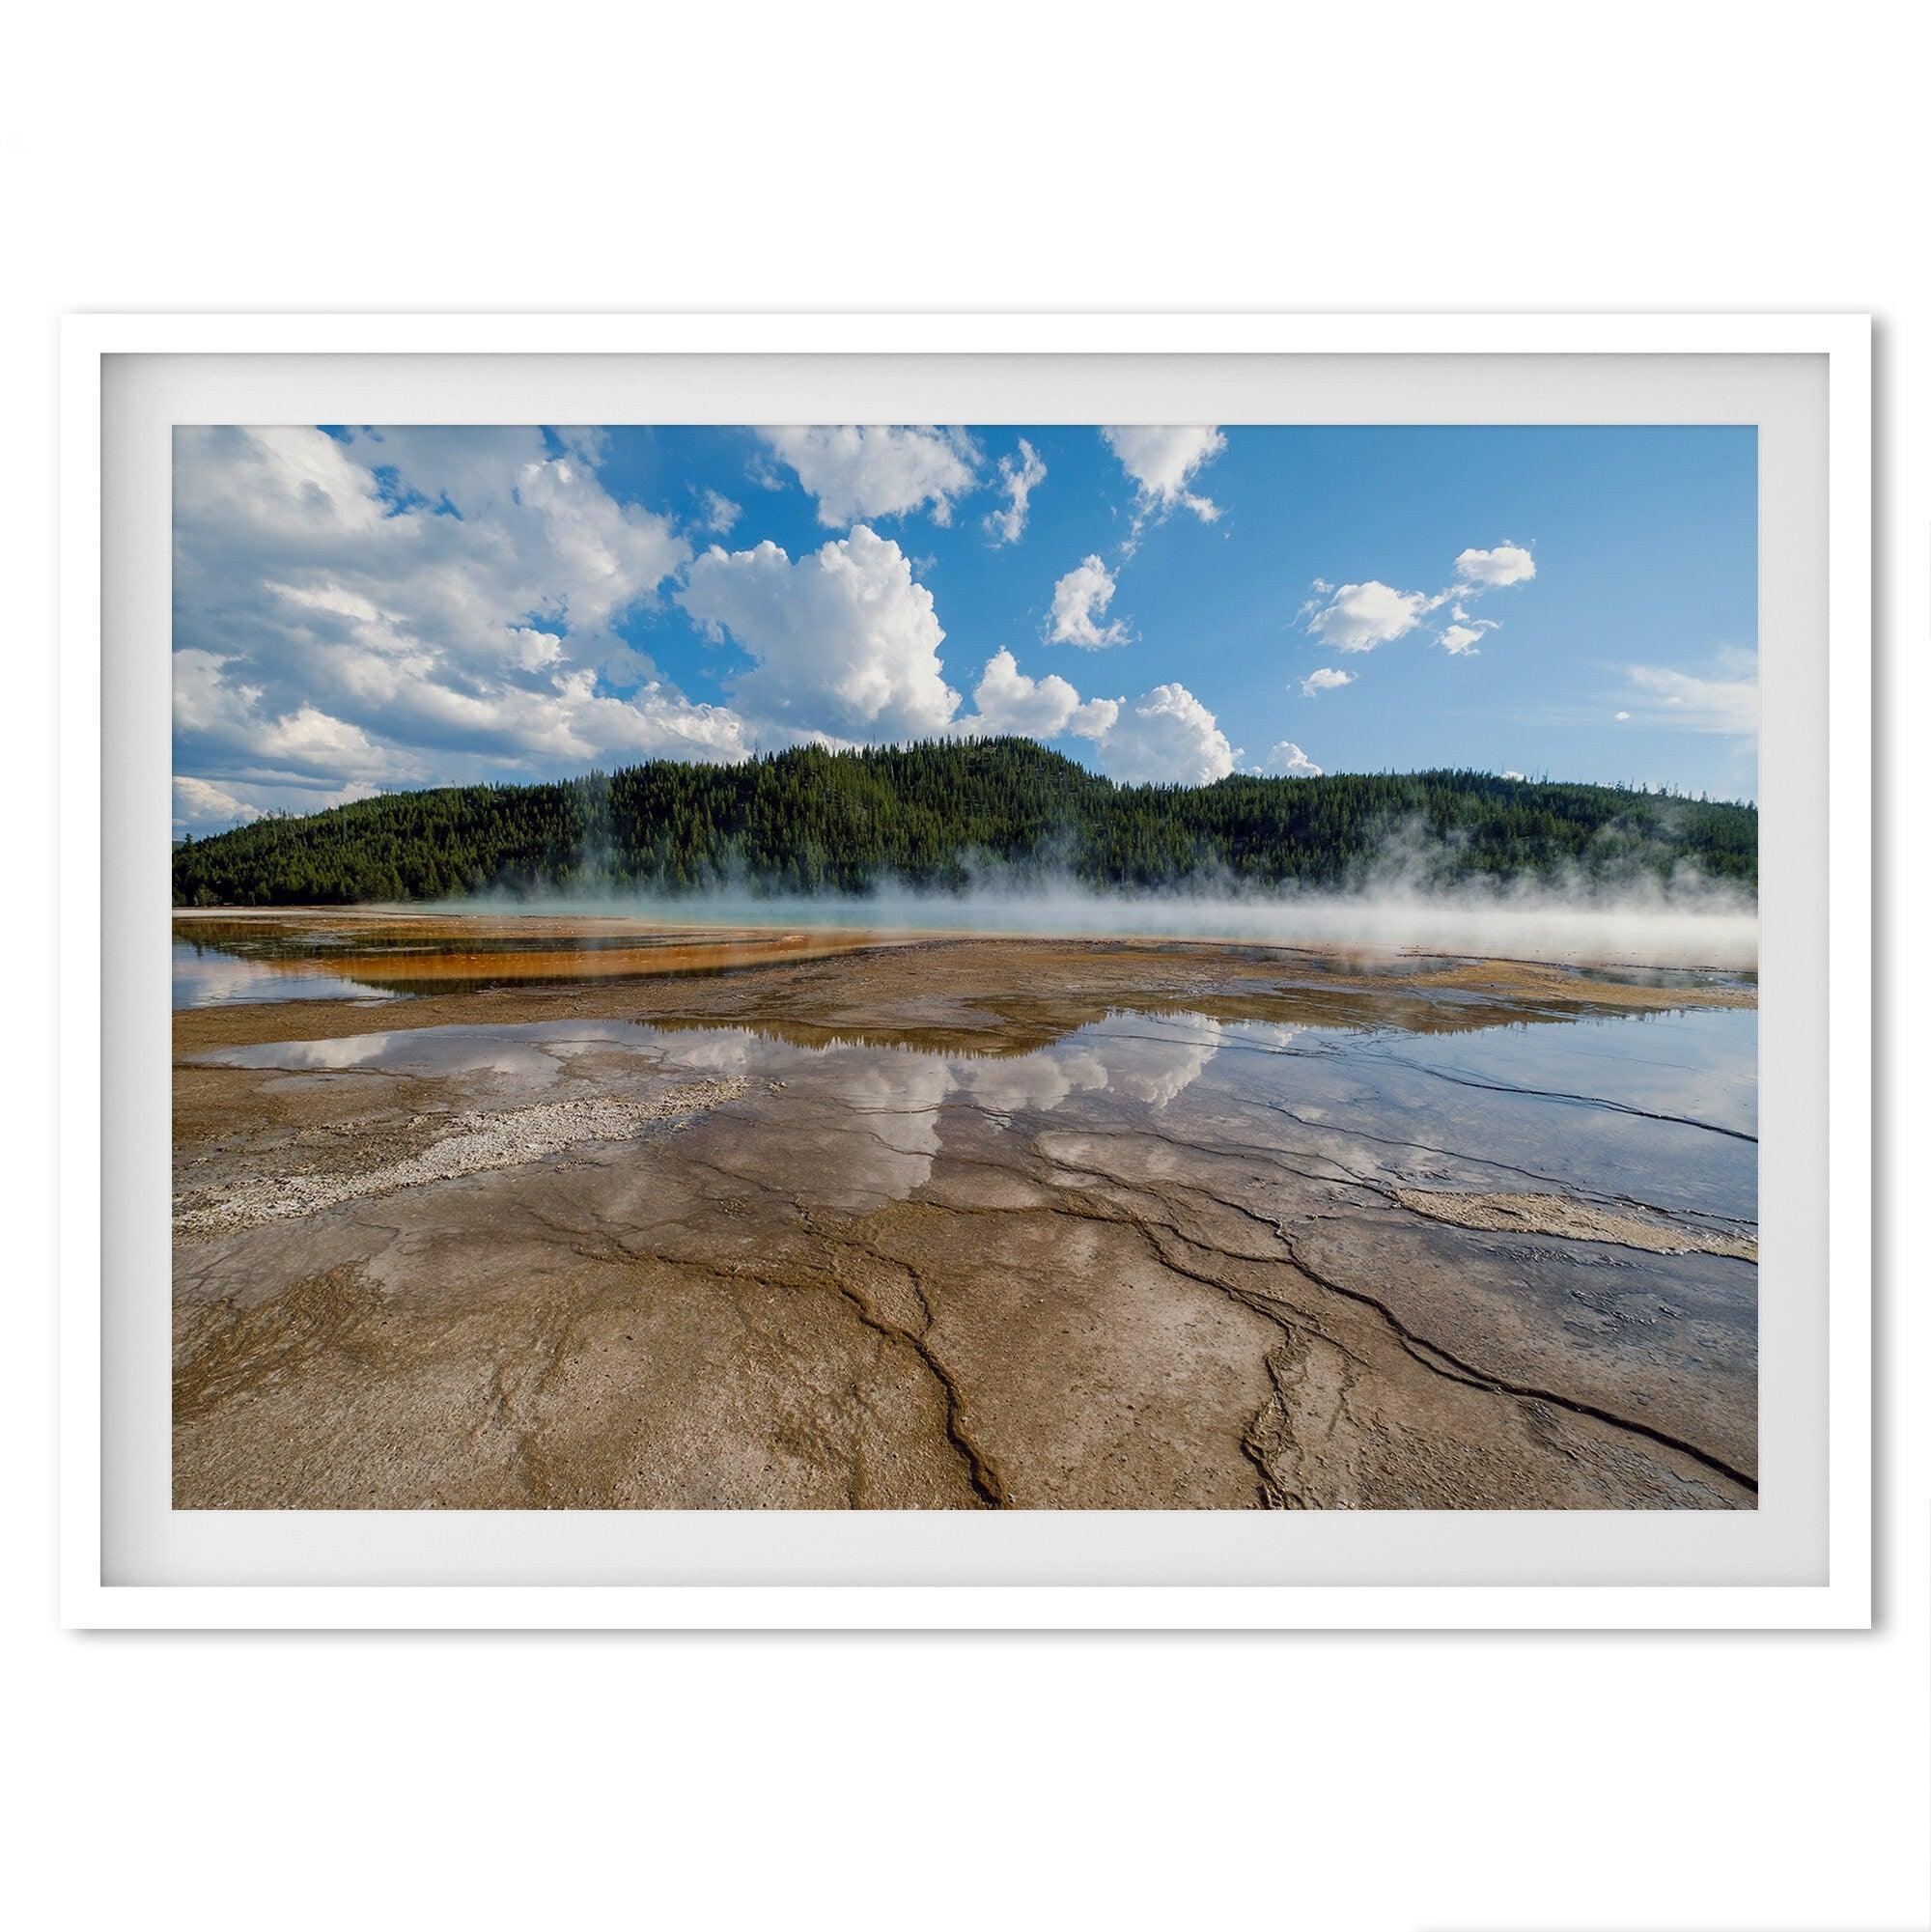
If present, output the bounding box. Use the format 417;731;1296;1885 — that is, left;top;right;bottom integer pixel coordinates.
171;740;1758;908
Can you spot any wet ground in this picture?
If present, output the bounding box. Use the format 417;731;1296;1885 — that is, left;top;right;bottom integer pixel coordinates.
171;912;1758;1510
172;913;896;1006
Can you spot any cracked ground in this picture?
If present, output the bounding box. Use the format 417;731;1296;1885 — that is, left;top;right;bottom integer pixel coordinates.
171;927;1758;1510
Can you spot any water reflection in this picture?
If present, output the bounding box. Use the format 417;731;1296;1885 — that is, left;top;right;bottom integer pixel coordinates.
172;919;889;1006
172;940;398;1009
194;999;1757;1227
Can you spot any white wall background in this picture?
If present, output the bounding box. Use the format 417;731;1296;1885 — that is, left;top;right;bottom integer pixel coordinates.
7;5;1924;1927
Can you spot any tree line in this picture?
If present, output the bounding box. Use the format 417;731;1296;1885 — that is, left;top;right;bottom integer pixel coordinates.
172;739;1759;907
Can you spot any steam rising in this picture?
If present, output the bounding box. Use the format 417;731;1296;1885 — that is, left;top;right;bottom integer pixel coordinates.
458;869;1758;971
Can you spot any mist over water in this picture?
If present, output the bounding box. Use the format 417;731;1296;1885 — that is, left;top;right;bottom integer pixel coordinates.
453;870;1758;971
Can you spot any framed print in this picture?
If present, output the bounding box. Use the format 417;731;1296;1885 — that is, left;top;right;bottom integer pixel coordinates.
61;313;1871;1627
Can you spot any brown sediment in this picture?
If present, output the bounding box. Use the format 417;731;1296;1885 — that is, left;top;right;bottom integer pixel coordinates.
215;934;895;985
171;922;1758;1513
174;909;902;988
1303;954;1756;1010
171;920;1753;1054
1393;1188;1758;1261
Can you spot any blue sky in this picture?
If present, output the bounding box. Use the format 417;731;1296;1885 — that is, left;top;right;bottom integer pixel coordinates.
172;422;1757;833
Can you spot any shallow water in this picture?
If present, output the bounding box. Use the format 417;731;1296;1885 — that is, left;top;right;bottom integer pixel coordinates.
197;1000;1757;1229
171;922;889;1006
172;938;399;1008
173;910;1760;1011
178;971;1760;1508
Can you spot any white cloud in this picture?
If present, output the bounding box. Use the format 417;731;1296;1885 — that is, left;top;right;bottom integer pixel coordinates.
1615;710;1632;721
957;649;1118;742
1098;683;1236;786
1297;538;1536;666
1048;554;1130;648
1102;426;1226;525
984;438;1047;545
173;775;261;831
172;426;747;806
1301;666;1355;697
563;674;753;765
1617;660;1758;735
696;489;741;536
553;426;612;467
758;426;979;528
255;702;389;772
1259;742;1322;777
177;640;750;797
510;456;692;646
173;645;411;787
174;771;384;833
1070;695;1123;742
1303;579;1430;653
678;525;961;744
180;427;690;681
332;426;542;518
507;627;564;671
1502;770;1527;782
1455;541;1537;588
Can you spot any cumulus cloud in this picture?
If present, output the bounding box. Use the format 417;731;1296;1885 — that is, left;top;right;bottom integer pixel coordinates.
678;525;962;744
173;775;262;832
1303;579;1431;653
192;427;695;677
957;648;1118;742
173;763;390;833
758;426;980;528
1102;426;1226;526
333;426;547;517
1048;554;1130;648
1097;683;1237;786
1301;666;1355;697
1298;537;1537;666
176;638;749;809
1617;659;1758;735
1502;770;1527;781
696;489;742;536
1615;710;1632;721
170;426;1256;829
171;426;751;829
181;428;1565;843
1438;621;1495;657
984;438;1047;545
553;427;612;467
173;645;397;784
1259;742;1322;777
1455;540;1537;588
959;659;1236;783
1072;695;1125;742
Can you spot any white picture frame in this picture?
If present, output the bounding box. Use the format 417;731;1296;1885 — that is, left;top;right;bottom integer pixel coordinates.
62;312;1872;1629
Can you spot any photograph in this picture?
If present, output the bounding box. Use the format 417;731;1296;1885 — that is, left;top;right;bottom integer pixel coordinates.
168;417;1761;1513
20;5;1920;1923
